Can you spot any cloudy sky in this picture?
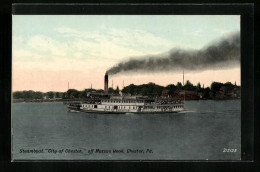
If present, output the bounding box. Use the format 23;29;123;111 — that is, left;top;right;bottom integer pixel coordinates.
12;15;240;92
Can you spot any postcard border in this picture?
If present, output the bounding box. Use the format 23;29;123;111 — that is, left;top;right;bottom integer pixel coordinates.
12;3;254;162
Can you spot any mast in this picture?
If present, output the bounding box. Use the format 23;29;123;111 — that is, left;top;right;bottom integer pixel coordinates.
183;70;185;102
183;70;184;86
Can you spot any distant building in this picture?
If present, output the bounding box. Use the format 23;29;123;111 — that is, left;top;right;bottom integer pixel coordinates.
161;89;169;97
172;90;199;100
215;86;227;99
233;87;241;98
215;86;240;99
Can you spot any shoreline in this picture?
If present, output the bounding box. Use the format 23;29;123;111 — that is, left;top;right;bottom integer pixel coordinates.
13;98;241;103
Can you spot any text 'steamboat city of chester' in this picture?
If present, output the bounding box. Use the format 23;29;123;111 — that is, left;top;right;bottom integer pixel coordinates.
65;73;185;114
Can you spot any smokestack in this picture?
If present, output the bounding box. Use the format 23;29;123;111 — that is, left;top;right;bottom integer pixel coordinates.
104;73;108;93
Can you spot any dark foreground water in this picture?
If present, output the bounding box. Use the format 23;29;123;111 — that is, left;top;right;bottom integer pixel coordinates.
12;100;241;160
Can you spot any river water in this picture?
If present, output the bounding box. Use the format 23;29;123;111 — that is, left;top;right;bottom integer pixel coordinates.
12;100;241;161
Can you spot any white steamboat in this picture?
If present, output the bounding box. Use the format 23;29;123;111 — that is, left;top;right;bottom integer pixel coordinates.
66;73;185;114
67;95;184;114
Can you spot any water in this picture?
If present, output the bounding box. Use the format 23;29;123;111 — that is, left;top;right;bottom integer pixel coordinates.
12;100;241;160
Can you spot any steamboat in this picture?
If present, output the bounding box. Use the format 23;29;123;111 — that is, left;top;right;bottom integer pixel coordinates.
65;73;185;114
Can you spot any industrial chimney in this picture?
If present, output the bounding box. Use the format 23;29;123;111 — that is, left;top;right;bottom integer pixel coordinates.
104;73;108;93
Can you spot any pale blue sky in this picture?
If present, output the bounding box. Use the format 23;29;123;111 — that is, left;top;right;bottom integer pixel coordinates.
13;15;240;49
12;15;240;91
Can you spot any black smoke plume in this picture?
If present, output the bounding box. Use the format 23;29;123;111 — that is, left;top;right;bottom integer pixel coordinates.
106;32;240;75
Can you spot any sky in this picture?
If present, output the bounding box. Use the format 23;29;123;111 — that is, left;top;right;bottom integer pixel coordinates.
12;15;240;92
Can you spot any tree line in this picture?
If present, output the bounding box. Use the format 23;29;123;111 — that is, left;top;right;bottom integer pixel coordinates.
13;90;64;99
121;81;240;99
13;81;240;100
